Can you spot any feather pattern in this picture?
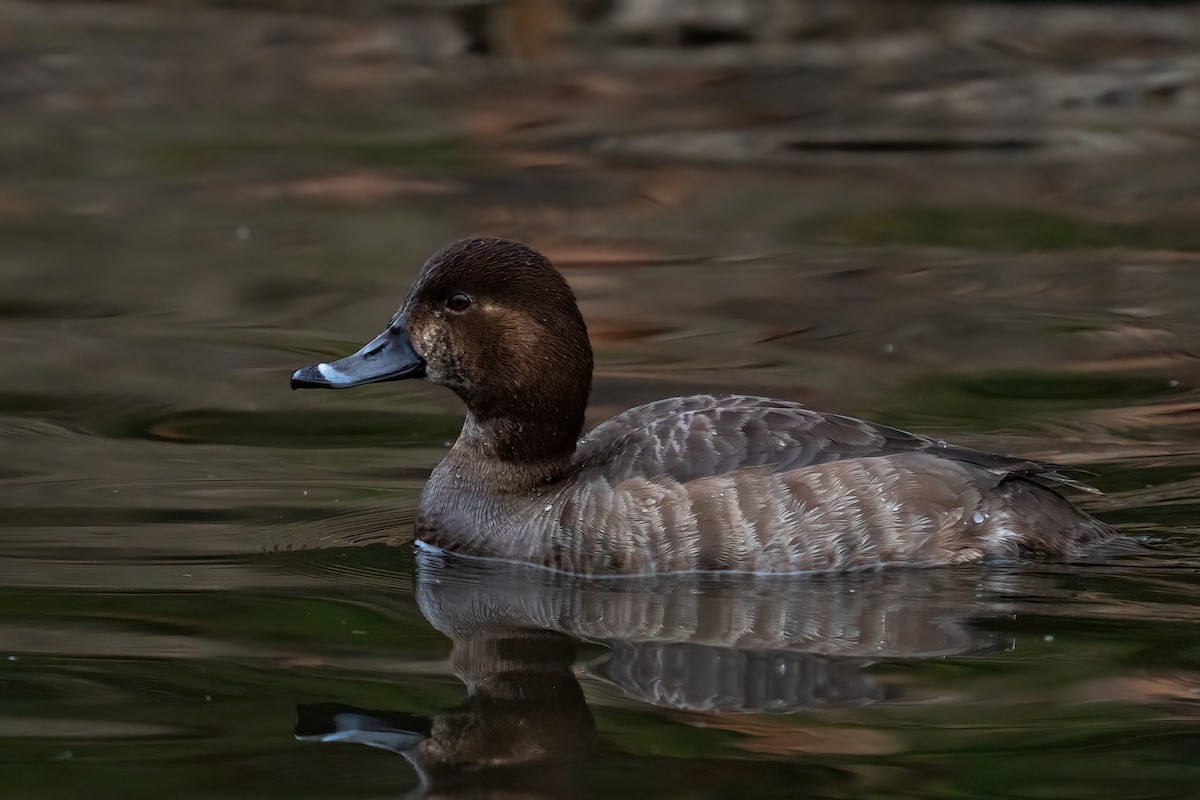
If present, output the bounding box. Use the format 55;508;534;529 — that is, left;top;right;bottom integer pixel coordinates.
417;394;1113;575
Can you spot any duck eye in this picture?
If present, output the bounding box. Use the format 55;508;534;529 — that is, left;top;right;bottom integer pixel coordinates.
446;292;472;313
446;289;472;311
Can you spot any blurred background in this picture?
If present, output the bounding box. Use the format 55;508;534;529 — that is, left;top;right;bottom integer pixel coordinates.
5;0;1200;416
2;1;1200;799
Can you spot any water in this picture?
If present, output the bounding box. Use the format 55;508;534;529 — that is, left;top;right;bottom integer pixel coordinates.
3;5;1200;798
7;231;1199;800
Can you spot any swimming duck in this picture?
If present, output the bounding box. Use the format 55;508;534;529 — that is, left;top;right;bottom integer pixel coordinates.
291;237;1114;575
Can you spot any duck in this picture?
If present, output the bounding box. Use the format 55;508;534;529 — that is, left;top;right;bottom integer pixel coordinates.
291;236;1114;575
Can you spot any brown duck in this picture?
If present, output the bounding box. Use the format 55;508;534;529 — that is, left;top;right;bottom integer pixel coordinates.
291;237;1114;575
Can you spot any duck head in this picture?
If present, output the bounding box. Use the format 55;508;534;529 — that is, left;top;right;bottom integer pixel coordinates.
291;237;594;465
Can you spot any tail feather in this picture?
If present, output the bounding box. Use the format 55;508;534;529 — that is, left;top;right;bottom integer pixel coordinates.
995;479;1115;557
1036;469;1104;495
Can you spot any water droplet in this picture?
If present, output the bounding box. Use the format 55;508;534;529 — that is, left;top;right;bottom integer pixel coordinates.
235;225;251;241
1169;379;1180;388
1043;634;1055;642
543;504;552;512
882;343;895;354
936;439;947;447
973;511;986;524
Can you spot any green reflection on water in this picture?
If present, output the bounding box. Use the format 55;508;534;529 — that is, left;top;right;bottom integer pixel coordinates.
148;136;476;173
820;205;1200;252
874;371;1177;431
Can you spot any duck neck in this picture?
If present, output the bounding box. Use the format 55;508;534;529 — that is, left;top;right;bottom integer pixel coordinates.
444;319;592;491
450;393;587;491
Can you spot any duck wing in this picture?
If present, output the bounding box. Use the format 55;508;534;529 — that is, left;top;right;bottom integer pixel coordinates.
579;394;1097;493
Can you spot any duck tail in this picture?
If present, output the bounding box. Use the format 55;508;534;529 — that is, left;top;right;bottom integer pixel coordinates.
996;478;1116;557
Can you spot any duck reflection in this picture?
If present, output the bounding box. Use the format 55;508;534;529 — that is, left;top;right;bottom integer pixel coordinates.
298;627;589;799
297;547;1020;797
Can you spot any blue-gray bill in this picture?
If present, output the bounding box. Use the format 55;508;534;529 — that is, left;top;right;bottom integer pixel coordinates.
290;325;425;389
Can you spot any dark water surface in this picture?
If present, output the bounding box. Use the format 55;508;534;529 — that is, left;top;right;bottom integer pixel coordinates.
4;5;1200;798
5;235;1200;799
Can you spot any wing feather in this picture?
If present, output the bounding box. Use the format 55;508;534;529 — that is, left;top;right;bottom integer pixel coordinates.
578;394;1097;492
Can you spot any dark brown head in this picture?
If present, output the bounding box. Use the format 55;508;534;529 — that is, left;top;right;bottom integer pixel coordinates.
291;237;594;464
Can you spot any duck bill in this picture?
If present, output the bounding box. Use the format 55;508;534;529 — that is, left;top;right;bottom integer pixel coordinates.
294;703;431;754
290;324;425;389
